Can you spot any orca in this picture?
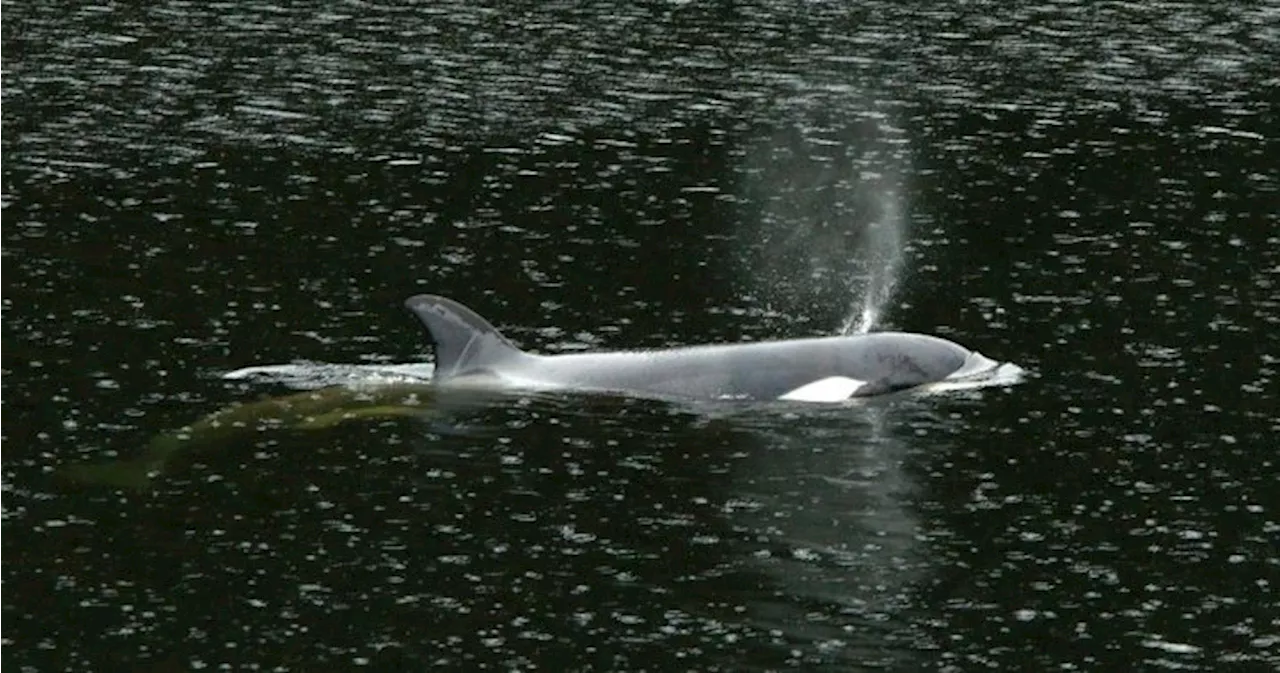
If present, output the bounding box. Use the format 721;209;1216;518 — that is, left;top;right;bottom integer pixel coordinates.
404;295;1018;403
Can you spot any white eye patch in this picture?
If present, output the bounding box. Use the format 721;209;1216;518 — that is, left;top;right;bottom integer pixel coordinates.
778;377;866;403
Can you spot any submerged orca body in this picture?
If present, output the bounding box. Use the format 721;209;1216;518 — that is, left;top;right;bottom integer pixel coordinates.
404;295;1013;403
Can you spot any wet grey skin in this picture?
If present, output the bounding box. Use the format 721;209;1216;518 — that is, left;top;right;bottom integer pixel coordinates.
405;295;1002;403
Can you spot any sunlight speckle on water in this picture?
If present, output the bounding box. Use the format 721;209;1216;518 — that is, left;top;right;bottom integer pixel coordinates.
4;0;1276;670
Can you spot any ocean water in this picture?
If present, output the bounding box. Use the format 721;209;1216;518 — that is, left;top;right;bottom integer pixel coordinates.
3;1;1277;670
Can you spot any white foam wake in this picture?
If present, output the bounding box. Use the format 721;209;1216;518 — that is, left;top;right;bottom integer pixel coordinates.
221;362;435;390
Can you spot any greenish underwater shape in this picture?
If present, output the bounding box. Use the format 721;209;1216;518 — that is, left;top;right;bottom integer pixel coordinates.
60;385;439;491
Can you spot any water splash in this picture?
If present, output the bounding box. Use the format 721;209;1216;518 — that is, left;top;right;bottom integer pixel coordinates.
222;361;434;390
737;113;910;334
841;194;905;335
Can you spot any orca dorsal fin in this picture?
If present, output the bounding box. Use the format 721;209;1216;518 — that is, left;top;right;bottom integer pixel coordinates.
404;295;528;380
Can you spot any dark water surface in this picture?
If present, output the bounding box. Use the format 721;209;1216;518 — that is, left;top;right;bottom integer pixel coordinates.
4;1;1278;670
